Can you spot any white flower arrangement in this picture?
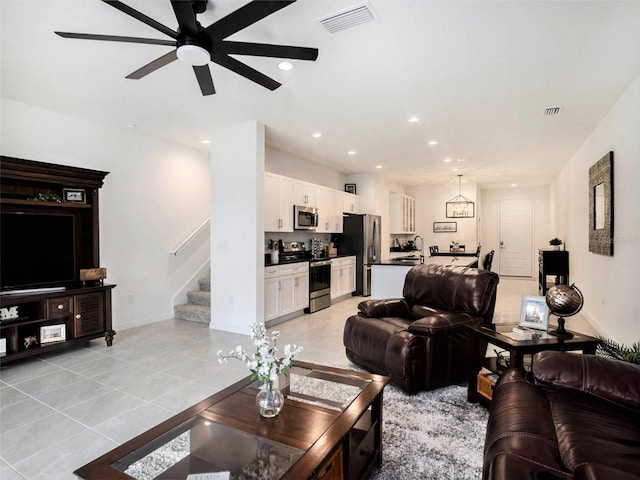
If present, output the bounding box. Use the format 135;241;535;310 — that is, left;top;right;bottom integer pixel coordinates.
217;323;303;384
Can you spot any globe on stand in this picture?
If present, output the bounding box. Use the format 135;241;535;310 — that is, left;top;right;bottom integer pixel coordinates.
545;284;584;339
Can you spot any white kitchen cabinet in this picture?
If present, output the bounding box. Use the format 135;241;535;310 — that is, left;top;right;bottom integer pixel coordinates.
315;186;332;233
265;262;309;321
331;256;356;300
390;193;416;234
331;190;344;233
293;180;316;207
265;173;294;232
343;192;359;214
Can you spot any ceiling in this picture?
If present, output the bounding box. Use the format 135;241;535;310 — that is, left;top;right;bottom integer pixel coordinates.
2;1;640;189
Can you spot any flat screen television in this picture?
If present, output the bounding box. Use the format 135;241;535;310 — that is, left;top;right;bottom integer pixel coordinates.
1;212;76;292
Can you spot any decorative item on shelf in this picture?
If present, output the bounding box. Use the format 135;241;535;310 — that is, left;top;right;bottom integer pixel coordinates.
24;335;38;349
40;324;66;344
0;306;19;321
217;323;303;418
63;188;86;203
446;174;475;218
344;183;356;195
545;283;584;339
80;267;107;286
549;237;563;250
28;193;63;203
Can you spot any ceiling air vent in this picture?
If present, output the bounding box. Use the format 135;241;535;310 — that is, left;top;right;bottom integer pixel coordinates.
544;106;562;116
319;2;376;34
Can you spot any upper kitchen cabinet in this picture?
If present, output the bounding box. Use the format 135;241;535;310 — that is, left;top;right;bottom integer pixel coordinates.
390;193;416;234
343;192;359;215
293;180;316;207
315;186;332;233
265;173;294;232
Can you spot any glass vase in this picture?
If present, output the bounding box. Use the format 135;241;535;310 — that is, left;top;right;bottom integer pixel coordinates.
256;382;284;418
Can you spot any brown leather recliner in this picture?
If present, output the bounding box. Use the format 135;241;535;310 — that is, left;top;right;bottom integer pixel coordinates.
484;351;640;480
343;264;500;393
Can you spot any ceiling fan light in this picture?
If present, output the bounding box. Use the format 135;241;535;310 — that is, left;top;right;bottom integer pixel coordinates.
177;44;210;66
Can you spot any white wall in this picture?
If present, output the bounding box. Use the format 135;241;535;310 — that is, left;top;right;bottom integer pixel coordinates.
1;98;211;330
479;186;551;274
551;74;640;342
412;182;479;253
210;122;264;334
266;147;346;190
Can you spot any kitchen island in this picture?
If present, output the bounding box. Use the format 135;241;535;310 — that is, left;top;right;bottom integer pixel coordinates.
370;256;478;299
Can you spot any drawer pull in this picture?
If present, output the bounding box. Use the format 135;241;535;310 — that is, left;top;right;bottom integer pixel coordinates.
317;462;334;479
75;314;82;320
57;304;65;310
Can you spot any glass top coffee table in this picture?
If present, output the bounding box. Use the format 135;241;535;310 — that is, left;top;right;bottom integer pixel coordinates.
75;361;389;480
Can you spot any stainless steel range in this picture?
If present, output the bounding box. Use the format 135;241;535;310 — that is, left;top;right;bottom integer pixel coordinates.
305;258;331;313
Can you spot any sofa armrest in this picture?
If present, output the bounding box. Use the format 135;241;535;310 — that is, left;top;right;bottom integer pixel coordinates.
357;298;410;318
533;351;640;411
407;311;481;335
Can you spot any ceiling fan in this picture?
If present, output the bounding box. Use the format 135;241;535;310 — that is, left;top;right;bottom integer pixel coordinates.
55;0;319;96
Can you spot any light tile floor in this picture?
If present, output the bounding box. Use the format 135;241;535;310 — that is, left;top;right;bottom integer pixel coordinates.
0;277;598;480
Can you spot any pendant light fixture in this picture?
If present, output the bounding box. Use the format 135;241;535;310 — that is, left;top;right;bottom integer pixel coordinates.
446;175;475;218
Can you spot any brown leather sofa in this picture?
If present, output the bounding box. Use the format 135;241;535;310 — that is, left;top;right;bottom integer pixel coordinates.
484;351;640;480
343;264;500;393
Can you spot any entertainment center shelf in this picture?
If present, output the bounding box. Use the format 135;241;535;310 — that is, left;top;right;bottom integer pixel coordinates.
0;156;116;364
0;285;115;365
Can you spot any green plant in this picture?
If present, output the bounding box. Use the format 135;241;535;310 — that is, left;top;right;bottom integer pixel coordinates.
29;193;62;203
549;237;563;246
596;337;640;365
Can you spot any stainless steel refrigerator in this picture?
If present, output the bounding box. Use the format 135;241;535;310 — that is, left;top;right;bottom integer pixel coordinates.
339;214;381;296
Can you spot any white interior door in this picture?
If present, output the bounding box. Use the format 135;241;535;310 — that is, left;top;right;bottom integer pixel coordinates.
499;199;533;277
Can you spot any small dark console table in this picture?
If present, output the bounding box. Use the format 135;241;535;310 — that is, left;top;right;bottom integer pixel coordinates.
538;249;569;294
0;156;115;365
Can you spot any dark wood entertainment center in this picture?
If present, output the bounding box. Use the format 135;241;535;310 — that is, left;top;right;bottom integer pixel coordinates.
0;156;115;365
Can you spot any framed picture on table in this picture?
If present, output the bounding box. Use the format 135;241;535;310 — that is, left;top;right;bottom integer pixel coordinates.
519;295;549;331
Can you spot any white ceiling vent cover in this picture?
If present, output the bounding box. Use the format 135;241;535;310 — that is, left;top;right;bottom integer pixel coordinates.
319;2;377;34
544;106;562;116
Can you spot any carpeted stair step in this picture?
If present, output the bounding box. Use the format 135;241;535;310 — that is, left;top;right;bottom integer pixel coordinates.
174;304;210;324
198;277;210;292
187;290;210;306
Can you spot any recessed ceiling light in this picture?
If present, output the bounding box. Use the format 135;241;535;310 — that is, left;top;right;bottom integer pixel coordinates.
408;116;420;123
278;61;294;71
456;157;468;163
428;140;438;145
511;183;518;187
452;167;460;172
376;165;383;169
202;139;211;144
312;132;322;138
127;123;137;128
348;150;356;155
443;158;452;163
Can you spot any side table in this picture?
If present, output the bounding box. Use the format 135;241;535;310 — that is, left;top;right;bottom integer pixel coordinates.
466;325;600;406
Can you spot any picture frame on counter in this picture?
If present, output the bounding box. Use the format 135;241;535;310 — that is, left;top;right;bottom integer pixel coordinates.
433;221;457;233
344;183;356;195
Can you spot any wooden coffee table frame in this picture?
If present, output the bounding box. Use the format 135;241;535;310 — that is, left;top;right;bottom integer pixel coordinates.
467;325;600;407
74;360;389;480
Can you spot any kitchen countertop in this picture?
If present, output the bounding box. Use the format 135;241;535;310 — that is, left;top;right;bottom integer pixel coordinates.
376;255;478;267
264;254;355;267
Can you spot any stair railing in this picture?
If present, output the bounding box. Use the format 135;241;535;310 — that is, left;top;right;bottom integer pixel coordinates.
170;217;211;256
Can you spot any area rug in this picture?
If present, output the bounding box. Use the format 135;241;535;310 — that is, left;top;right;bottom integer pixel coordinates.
370;382;488;480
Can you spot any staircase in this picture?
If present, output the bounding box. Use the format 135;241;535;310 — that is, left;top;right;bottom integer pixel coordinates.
174;276;210;324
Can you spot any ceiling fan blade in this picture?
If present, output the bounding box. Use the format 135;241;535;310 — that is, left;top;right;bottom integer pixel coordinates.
102;0;178;40
55;31;175;47
212;53;281;90
206;0;295;40
220;41;318;61
126;50;178;79
170;1;199;37
193;65;215;96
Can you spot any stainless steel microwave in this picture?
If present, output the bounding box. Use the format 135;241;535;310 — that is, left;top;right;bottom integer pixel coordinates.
294;205;318;230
